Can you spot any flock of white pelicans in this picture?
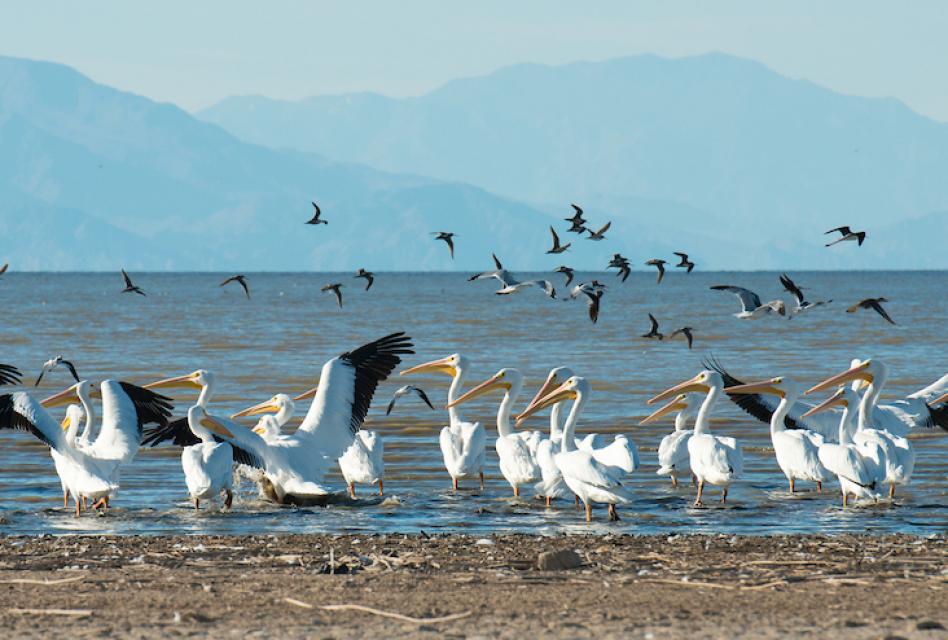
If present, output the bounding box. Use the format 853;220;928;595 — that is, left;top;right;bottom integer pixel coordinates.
1;332;946;522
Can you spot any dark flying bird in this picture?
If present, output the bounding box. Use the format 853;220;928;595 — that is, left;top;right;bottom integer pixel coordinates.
645;259;667;284
355;268;375;291
469;253;556;298
586;221;611;241
847;297;896;325
565;204;587;233
321;283;344;308
673;252;695;273
0;263;8;277
35;356;81;387
607;254;631;282
546;226;571;254
641;313;664;340
0;363;22;387
386;385;435;415
432;231;456;259
121;269;146;296
220;274;251;299
607;253;629;269
779;273;831;316
306;201;327;225
669;327;695;349
582;288;603;324
554;265;575;287
710;285;786;319
824;226;866;247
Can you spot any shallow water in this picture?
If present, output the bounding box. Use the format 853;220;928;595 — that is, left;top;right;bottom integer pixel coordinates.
0;271;945;536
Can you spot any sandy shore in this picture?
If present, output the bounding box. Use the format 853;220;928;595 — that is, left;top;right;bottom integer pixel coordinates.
0;533;944;639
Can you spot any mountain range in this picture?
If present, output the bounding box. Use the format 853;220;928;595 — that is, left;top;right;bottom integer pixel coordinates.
1;53;945;271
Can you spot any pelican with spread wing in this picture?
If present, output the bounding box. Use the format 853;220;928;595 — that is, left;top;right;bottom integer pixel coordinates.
143;333;413;504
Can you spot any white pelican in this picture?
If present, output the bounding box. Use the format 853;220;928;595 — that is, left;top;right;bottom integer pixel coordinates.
640;393;695;488
706;357;948;441
448;368;539;497
337;431;385;497
516;376;631;522
400;353;486;491
144;332;413;503
709;285;785;319
649;371;743;506
181;404;247;510
803;387;883;506
3;379;173;516
725;377;828;493
806;359;917;499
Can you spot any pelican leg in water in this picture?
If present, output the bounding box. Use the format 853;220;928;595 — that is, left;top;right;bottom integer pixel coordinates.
649;371;743;507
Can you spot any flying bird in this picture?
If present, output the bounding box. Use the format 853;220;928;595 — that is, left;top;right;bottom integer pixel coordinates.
582;288;603;324
645;259;667;284
569;280;606;300
847;297;896;325
673;252;695;273
35;356;80;387
669;327;695;349
824;226;866;247
586;221;611;241
607;254;631;282
710;285;786;319
121;269;146;296
554;266;575;287
469;253;556;298
779;273;831;316
220;274;251;299
433;232;456;259
0;263;8;277
386;385;435;415
321;283;344;308
641;313;663;340
565;204;586;233
546;227;571;254
355;268;375;291
306;201;327;225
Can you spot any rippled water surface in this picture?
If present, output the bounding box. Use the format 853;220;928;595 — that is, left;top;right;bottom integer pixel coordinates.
0;271;945;536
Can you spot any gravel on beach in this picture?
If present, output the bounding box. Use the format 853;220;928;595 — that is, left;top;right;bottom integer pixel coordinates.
0;533;944;639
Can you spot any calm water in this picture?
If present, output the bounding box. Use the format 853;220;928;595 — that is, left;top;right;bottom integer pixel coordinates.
0;271;945;536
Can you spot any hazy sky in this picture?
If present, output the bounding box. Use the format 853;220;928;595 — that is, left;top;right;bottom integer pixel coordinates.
2;2;947;120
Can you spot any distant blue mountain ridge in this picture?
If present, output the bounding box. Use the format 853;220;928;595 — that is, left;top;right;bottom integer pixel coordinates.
0;53;944;271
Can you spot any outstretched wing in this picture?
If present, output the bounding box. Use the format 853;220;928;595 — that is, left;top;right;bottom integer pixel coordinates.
779;274;804;305
648;313;659;333
0;392;62;449
710;285;762;312
869;300;896;325
121;269;134;288
0;364;21;387
296;333;414;459
824;226;851;236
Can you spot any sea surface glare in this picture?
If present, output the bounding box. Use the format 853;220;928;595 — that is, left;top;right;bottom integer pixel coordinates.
0;271;945;535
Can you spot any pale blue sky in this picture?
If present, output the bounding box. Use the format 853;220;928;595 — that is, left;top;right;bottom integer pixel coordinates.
2;1;947;121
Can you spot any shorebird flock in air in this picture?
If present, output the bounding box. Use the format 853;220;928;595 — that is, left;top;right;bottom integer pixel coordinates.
1;201;941;524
